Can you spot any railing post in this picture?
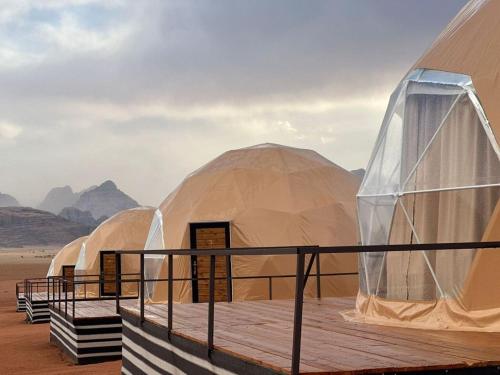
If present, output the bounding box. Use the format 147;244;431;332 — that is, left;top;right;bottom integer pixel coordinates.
58;279;61;312
168;254;173;338
115;252;120;314
64;280;68;319
72;282;75;319
225;255;232;302
140;253;144;324
316;253;321;299
208;254;216;355
268;277;273;300
291;248;305;375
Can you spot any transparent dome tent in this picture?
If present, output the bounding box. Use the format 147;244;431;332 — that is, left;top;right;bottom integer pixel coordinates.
352;0;500;331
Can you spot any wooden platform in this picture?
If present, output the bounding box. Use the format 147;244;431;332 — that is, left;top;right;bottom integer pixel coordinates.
120;297;500;374
50;299;119;320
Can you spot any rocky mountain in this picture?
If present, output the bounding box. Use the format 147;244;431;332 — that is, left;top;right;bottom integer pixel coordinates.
0;193;19;207
73;180;139;220
0;207;92;248
59;207;99;228
38;185;80;214
350;168;366;180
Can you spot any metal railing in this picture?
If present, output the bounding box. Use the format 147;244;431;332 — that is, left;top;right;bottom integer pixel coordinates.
47;273;141;320
15;281;25;299
115;241;500;375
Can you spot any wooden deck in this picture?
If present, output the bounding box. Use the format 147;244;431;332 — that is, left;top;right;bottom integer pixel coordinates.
51;299;120;320
121;297;500;374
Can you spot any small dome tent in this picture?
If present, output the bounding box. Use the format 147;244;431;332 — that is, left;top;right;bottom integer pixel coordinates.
354;0;500;331
75;207;155;297
46;236;87;277
145;143;360;303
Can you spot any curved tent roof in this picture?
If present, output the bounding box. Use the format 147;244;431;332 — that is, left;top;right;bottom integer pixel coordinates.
353;0;500;331
46;236;87;277
146;143;360;303
414;0;500;139
75;207;155;296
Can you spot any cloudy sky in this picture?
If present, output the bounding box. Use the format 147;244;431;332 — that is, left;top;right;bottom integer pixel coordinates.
0;0;467;207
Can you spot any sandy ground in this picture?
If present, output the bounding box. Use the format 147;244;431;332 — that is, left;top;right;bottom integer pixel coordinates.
0;247;121;374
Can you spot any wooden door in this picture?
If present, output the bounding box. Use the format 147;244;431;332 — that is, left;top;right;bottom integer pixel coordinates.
190;223;231;303
100;252;121;296
62;265;75;293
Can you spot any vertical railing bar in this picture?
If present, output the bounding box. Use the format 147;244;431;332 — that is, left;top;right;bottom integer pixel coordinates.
208;254;216;355
225;254;232;302
72;281;75;319
291;248;306;375
58;279;61;313
316;253;321;299
168;254;173;338
268;277;273;300
64;280;68;319
115;252;120;314
140;253;145;324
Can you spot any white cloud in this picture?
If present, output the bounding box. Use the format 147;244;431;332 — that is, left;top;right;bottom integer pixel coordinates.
0;122;22;140
37;12;133;55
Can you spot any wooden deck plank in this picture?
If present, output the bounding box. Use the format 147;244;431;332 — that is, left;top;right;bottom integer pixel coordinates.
121;297;500;374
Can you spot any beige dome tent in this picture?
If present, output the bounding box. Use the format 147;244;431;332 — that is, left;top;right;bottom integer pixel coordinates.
352;0;500;331
46;236;87;278
145;143;360;303
75;207;155;297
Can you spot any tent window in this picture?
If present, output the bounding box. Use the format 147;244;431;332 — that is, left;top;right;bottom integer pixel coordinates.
190;222;231;303
357;69;500;301
62;265;75;293
100;251;121;296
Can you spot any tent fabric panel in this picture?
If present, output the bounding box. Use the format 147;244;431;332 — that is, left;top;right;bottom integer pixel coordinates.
74;207;155;298
47;236;88;277
414;0;500;141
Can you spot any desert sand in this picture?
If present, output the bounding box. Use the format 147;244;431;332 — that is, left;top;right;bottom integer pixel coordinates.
0;247;120;374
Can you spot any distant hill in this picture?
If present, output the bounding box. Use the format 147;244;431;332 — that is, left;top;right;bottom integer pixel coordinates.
0;193;19;207
59;207;99;228
38;180;138;223
0;207;92;248
350;168;366;180
38;185;80;214
73;180;139;220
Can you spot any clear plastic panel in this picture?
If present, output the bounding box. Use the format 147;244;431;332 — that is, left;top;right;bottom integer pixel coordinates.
357;195;396;295
357;69;500;305
359;94;404;196
383;187;500;301
404;95;500;193
144;209;166;299
400;85;461;186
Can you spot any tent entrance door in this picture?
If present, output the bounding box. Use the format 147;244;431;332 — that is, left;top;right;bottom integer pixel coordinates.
190;222;231;303
100;251;121;296
62;265;75;293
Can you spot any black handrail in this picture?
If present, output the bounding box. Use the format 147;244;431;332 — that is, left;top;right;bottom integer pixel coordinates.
113;241;500;375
